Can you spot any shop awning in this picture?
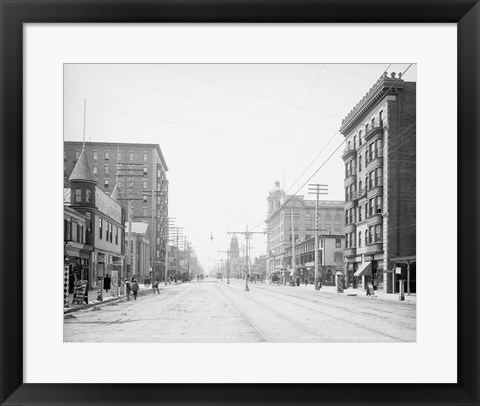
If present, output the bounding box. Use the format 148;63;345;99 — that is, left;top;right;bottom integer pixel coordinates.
354;262;372;277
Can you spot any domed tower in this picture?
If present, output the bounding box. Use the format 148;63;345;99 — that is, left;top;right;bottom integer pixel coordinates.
267;180;285;215
230;233;239;259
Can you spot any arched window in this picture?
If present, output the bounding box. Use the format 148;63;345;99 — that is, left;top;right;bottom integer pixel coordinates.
334;214;342;233
325;214;332;233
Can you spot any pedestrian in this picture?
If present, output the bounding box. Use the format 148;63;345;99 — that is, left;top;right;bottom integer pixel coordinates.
68;271;75;294
103;274;111;293
132;280;139;300
125;280;131;301
153;279;160;294
304;277;308;287
366;282;372;296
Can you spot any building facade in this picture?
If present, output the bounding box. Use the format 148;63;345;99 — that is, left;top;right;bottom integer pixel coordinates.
265;181;345;278
66;149;125;290
129;222;151;283
64;141;169;281
340;72;416;293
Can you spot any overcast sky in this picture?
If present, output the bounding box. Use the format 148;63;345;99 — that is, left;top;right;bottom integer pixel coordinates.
64;63;416;272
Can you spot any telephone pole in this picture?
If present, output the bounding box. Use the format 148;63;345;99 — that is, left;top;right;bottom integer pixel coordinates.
227;226;266;291
308;183;328;290
217;250;232;284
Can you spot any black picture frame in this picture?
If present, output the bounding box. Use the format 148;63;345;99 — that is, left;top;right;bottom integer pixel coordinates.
1;1;479;405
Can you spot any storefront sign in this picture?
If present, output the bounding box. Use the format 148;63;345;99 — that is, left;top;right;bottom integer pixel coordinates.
395;267;402;274
72;280;88;305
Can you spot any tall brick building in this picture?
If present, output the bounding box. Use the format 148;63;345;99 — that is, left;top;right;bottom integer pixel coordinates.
64;141;169;280
340;72;416;293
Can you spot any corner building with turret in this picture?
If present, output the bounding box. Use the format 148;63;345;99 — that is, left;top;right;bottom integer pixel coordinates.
340;72;416;294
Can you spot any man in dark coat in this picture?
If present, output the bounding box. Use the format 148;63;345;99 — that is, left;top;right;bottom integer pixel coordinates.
103;274;111;292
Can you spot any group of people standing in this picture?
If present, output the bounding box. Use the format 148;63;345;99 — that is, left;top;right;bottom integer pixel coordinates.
124;275;160;301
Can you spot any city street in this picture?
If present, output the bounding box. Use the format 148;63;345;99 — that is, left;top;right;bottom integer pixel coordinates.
64;279;416;343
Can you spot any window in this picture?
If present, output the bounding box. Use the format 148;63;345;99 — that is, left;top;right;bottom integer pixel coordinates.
325;214;331;232
365;229;369;244
93;165;98;177
64;219;70;241
375;139;383;158
368;226;374;244
104;165;109;176
369;171;375;189
371;117;375;127
143;195;148;203
379;110;383;127
345;210;348;225
359;154;362;171
376;196;383;213
99;218;103;239
85;212;92;233
358;205;362;222
86;189;92;203
104;151;110;160
74;188;82;203
358;231;362;247
369;198;375;216
117;151;122;162
375;224;382;242
104;179;110;189
143;152;148;162
375;167;382;186
335;238;341;248
353;135;356;149
143;206;148;217
129;152;134;161
143;167;148;175
365;204;368;219
143;180;148;189
93;151;98;161
110;223;113;242
157;196;161;205
105;221;109;241
334;214;341;233
365;123;369;133
359;180;362;193
359;130;362;146
368;142;374;161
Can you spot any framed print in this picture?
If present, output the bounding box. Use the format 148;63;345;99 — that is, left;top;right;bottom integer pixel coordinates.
1;1;479;405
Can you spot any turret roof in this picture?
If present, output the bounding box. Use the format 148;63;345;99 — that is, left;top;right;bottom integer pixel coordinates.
69;149;97;184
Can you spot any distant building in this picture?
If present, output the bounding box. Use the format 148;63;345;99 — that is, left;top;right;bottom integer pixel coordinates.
284;235;345;285
64;141;168;281
66;149;124;290
340;72;416;293
129;222;151;283
265;181;344;278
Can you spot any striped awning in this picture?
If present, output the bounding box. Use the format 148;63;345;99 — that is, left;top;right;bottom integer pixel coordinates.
354;262;372;277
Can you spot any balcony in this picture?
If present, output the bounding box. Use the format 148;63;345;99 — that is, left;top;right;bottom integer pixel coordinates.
344;174;357;187
364;242;383;254
364;124;384;142
353;188;366;200
367;184;383;199
344;223;356;233
342;145;357;160
344;247;357;257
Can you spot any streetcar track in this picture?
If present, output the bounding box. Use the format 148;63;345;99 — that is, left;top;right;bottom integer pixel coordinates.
256;284;416;321
246;284;412;342
213;283;268;342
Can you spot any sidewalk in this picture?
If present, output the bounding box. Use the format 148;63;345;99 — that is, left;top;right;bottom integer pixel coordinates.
64;281;184;314
273;282;416;304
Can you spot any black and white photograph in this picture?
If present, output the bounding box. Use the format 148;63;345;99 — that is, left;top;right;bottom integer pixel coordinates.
63;63;417;343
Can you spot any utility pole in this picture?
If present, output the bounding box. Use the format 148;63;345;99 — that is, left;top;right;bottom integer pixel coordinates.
217;250;232;284
308;184;328;290
227;227;266;291
165;218;175;285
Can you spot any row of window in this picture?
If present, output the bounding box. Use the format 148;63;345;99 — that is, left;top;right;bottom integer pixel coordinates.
345;138;383;177
98;217;119;245
345;167;383;201
64;219;84;244
345;225;383;249
92;165;149;177
346;110;384;151
74;150;149;163
345;196;383;225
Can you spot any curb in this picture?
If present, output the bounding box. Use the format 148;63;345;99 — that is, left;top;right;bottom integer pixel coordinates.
64;289;155;315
